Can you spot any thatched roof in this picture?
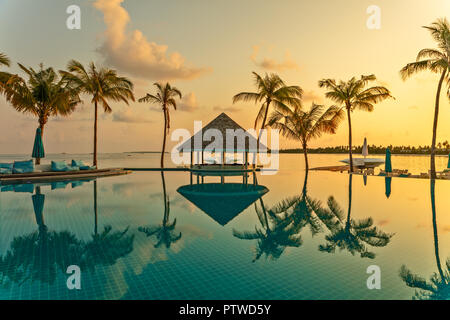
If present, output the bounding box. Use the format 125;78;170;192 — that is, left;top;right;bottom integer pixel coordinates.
177;183;269;226
177;113;267;152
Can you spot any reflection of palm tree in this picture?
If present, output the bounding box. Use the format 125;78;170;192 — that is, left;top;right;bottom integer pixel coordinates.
0;186;83;285
233;197;302;262
319;175;393;259
84;180;134;270
0;182;134;286
0;230;83;286
283;172;341;236
139;172;182;248
399;179;449;299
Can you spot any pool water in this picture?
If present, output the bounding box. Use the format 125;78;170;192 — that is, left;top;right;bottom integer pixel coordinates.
0;167;449;300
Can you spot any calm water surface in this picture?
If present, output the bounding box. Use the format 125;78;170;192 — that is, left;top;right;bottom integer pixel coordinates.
0;154;449;299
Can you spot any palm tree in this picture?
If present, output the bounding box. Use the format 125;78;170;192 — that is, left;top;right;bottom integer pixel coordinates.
3;63;81;164
319;175;393;258
0;52;11;90
318;75;393;172
61;60;135;167
139;172;182;248
139;83;182;168
400;18;450;179
268;103;344;170
233;72;303;147
399;179;449;299
0;52;10;67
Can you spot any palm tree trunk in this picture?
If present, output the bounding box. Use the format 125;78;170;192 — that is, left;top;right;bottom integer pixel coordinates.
94;180;98;235
430;70;447;179
345;174;353;231
303;142;309;171
161;171;168;224
301;170;309;197
346;106;353;173
430;179;447;283
93;101;98;168
161;106;168;168
257;100;271;150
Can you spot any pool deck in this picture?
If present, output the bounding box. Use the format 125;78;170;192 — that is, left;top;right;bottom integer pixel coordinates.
311;165;450;180
0;168;131;185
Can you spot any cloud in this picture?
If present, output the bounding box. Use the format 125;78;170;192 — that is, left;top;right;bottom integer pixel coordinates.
250;45;299;71
213;106;241;113
302;90;323;103
178;92;198;112
112;108;154;123
93;0;211;80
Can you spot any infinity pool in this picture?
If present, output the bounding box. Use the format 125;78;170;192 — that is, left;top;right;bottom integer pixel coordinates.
0;169;449;300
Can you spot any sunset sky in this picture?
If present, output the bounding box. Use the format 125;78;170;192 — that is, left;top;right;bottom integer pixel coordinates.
0;0;449;154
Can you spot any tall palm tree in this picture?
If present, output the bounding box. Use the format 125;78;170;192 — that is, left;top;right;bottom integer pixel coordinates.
400;18;450;179
318;75;393;172
399;179;449;300
233;72;303;147
139;172;182;248
268;103;344;170
139;83;182;168
319;175;393;258
61;60;135;167
3;64;81;164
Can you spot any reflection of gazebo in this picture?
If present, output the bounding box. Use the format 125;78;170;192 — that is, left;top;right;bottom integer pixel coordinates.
177;183;269;226
177;113;267;170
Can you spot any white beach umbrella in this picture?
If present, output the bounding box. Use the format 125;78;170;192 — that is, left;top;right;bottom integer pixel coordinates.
362;138;369;158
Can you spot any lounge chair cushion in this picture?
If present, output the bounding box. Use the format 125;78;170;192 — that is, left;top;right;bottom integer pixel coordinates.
0;168;12;174
80;165;95;170
13;160;34;174
51;161;68;172
51;161;79;172
71;160;85;167
0;163;13;170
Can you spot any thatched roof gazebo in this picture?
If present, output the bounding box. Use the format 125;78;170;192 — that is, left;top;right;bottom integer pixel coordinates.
177;113;267;170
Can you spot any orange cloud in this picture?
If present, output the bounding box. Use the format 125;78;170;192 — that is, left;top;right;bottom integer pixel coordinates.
250;45;299;71
94;0;211;80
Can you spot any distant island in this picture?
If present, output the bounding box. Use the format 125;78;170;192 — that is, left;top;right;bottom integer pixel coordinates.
279;144;450;155
124;151;169;154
